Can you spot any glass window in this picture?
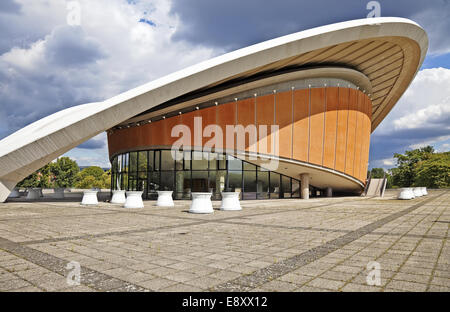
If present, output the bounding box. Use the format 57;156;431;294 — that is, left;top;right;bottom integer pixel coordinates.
148;171;160;191
227;155;242;171
228;170;242;194
148;151;154;171
138;151;147;172
137;178;146;192
243;161;256;171
112;156;119;173
175;171;190;199
175;150;183;170
155;150;160;171
129;152;137;173
123;173;129;190
257;171;269;199
122;153;128;173
110;149;303;201
218;154;226;170
282;176;291;199
192;151;208;170
161;150;175;170
191;171;208;192
209;152;217;170
270;172;280;199
292;179;300;198
129;172;137;191
160;171;174;191
243;171;257;199
184;151;191;170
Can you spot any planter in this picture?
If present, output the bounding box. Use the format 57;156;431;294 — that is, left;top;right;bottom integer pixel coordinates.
397;188;415;200
8;188;20;198
220;192;242;211
26;188;41;200
81;190;98;205
110;190;126;204
189;192;213;214
412;187;423;197
53;188;65;199
124;191;144;208
157;191;174;207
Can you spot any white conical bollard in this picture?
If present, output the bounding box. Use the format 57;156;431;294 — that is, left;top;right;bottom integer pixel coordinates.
124;191;144;208
8;188;20;198
157;191;174;207
412;187;423;197
81;190;98;205
26;188;41;200
189;192;213;213
110;190;126;204
220;192;242;211
397;188;415;200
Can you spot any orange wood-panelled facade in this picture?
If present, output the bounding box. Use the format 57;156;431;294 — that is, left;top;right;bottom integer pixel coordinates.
108;87;372;183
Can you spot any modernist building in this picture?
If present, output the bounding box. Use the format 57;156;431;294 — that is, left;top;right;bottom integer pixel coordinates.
0;17;428;202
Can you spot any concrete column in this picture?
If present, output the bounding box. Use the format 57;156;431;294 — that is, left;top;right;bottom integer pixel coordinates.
300;173;309;200
326;187;332;197
0;180;17;203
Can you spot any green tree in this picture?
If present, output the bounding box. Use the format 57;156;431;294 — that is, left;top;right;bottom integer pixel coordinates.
75;166;109;189
369;168;385;178
51;157;79;188
414;152;450;188
392;146;434;187
102;170;111;189
17;163;55;188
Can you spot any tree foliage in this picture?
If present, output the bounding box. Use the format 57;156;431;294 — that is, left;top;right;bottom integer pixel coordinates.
390;146;449;188
51;157;79;188
75;166;110;189
414;152;450;188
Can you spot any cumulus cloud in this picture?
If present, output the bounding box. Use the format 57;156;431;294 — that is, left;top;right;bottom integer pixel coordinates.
0;0;218;167
370;67;450;168
170;0;450;55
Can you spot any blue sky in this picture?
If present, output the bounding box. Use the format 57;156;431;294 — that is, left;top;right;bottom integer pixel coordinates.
0;0;449;169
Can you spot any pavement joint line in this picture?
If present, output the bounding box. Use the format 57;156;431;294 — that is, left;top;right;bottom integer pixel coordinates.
20;220;209;245
213;219;448;240
211;191;448;291
382;204;445;291
425;210;449;291
0;237;149;292
338;197;442;291
17;197;370;245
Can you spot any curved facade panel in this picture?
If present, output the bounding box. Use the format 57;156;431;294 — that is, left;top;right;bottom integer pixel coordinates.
108;86;372;187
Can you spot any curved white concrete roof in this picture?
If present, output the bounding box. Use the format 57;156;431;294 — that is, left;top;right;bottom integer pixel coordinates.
0;17;428;201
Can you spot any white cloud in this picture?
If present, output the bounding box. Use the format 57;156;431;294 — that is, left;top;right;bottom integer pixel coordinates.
370;67;450;167
0;0;222;167
378;67;450;133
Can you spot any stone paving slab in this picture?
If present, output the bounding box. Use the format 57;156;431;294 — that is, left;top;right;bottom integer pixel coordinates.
0;189;448;292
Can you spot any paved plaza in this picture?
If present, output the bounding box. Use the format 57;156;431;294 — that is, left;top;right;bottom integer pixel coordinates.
0;190;449;292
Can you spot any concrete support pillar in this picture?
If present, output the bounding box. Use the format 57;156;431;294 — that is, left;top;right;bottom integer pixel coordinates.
300;173;309;200
0;180;17;203
326;187;332;197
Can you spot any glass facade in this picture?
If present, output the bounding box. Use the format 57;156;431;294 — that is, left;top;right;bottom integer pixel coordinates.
111;149;301;200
